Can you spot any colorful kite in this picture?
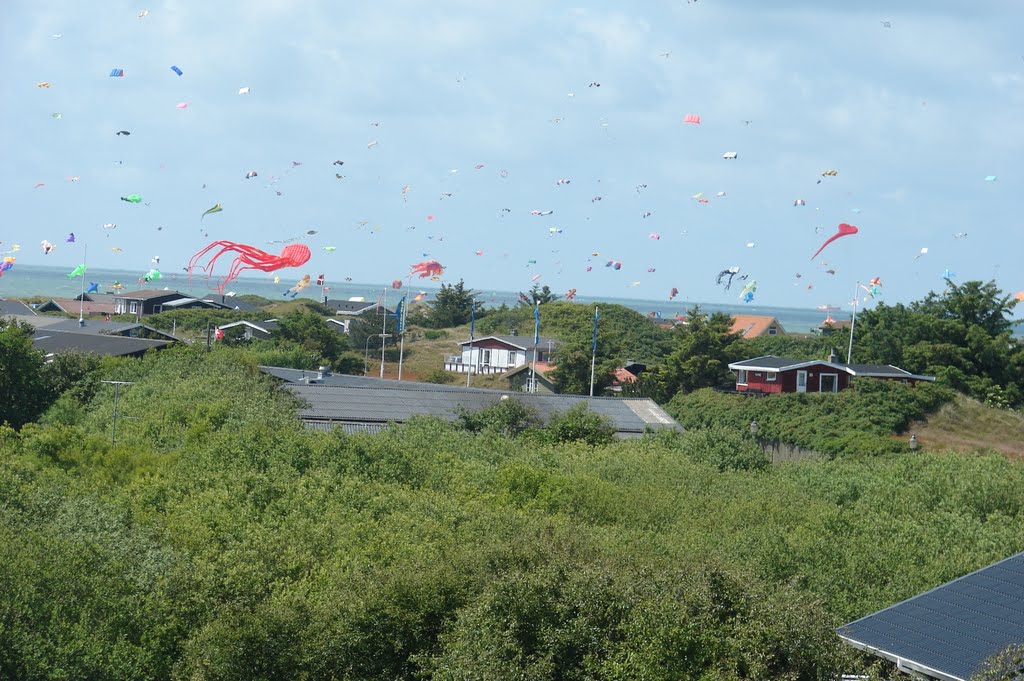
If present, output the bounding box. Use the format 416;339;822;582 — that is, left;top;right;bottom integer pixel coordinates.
109;68;124;77
41;240;55;254
811;223;858;260
716;266;740;290
722;152;738;159
392;279;403;289
794;199;807;206
0;257;14;277
245;171;258;179
67;264;86;278
188;241;311;293
683;114;701;124
739;280;757;303
915;247;928;260
412;292;428;303
565;288;577;300
171;65;183;76
201;203;223;220
143;269;161;282
121;194;142;203
284;274;311;298
410;260;444;278
86;282;100;294
1014;291;1024;302
66;233;75;243
669;287;679;300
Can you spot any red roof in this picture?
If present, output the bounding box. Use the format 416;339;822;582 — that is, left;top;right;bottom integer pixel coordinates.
612;368;637;385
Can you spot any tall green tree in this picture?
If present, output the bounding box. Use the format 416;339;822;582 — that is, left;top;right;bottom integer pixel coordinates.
518;283;558;307
420;279;479;328
0;319;48;428
631;307;741;403
854;280;1024;407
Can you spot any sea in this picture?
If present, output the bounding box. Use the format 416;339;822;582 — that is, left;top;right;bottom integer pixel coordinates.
4;264;1020;337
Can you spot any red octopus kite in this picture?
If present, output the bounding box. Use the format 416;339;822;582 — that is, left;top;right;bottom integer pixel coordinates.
411;260;444;278
188;241;311;293
811;223;858;260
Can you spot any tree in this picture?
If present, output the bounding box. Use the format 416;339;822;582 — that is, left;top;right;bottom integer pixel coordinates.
275;309;347;365
632;307;742;403
0;319;48;428
855;280;1024;408
518;283;558;307
420;279;479;328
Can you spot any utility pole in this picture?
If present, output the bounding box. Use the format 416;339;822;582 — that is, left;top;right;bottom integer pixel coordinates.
847;281;859;364
101;381;134;445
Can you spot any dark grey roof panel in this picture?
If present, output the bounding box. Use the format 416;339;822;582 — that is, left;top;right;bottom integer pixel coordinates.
32;331;172;357
729;355;809;370
838;551;1024;681
0;300;36;316
284;382;680;436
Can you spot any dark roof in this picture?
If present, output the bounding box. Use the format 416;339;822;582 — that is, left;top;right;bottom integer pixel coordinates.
282;380;680;438
837;551;1024;681
8;316;178;340
325;299;392;315
73;293;117;303
729;355;840;371
114;289;191;300
31;330;173;358
458;335;560;350
729;355;935;381
200;296;258;311
219;320;280;334
0;299;36;316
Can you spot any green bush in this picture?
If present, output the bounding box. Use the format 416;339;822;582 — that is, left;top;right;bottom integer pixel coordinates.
423;329;448;340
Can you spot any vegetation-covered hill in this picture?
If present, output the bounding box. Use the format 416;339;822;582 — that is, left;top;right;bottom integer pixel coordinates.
2;347;1024;678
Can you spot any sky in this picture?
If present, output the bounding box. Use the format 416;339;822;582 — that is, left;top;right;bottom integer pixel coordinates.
1;0;1021;309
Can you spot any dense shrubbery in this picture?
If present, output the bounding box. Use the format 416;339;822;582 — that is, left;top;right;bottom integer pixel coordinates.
668;380;956;457
2;348;1023;678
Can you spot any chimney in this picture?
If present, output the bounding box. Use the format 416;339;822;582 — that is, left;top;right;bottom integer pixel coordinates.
828;347;841;364
316;365;331;380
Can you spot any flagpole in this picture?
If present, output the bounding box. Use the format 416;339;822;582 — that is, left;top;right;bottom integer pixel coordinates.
466;299;475;388
398;274;413;380
589;305;598;397
847;281;859;364
531;301;539;393
379;287;387;379
78;243;87;326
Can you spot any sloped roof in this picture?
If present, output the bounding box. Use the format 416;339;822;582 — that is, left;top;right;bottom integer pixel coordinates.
503;361;555;378
281;379;680;438
31;330;173;357
729;315;786;338
458;335;560;350
38;299;117;315
325;299;393;315
729;355;843;372
219;320;279;334
729;355;935;381
113;289;189;300
837;550;1024;681
0;299;36;316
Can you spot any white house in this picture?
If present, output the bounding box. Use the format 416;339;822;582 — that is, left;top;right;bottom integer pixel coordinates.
444;335;559;375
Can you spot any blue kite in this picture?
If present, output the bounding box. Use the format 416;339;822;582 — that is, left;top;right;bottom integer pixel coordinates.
170;65;182;76
109;68;124;77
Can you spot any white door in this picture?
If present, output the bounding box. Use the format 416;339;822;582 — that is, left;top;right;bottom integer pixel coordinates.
796;370;807;393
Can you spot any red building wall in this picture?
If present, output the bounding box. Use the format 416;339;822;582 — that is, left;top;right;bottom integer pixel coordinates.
737;363;850;393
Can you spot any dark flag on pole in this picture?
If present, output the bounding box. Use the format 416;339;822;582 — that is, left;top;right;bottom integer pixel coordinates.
470;300;475;341
533;302;541;345
395;295;407;333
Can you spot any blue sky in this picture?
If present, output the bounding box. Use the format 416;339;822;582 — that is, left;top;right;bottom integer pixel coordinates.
2;0;1021;308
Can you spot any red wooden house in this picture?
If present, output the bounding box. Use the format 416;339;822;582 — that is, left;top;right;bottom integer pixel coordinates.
728;354;935;394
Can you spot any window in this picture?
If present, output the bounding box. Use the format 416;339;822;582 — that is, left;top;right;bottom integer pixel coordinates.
480;349;491;365
129;301;139;314
768;326;777;335
737;369;748;385
766;371;777;382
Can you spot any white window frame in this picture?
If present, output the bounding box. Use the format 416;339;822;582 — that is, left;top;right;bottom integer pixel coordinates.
129;301;139;314
766;371;777;382
481;348;492;365
768;326;777;335
736;369;748;385
819;373;839;393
